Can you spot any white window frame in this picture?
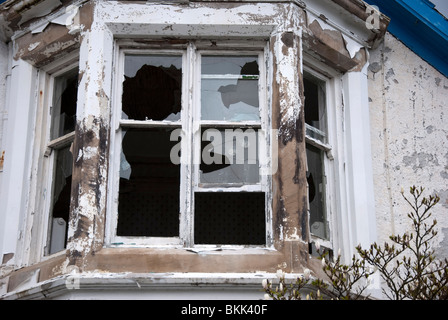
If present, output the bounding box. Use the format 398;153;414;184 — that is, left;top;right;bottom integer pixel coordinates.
106;40;272;249
43;65;78;256
25;53;79;262
303;56;343;253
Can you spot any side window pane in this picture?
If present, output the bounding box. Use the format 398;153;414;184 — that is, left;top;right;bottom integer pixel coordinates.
50;69;78;140
201;56;259;121
304;77;326;143
47;67;78;255
304;74;329;240
122;55;182;121
306;144;327;239
117;128;180;237
48;145;72;254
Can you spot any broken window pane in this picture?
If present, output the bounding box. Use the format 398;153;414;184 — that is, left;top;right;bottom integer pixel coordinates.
304;77;326;143
306;143;327;239
122;55;182;121
48;145;72;254
201;56;259;121
200;128;259;184
117;128;180;237
50;68;78;140
194;192;265;245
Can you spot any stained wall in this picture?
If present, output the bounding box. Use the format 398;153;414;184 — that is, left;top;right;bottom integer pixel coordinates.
368;32;448;258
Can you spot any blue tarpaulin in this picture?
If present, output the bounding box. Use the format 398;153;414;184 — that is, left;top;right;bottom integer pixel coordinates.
365;0;448;77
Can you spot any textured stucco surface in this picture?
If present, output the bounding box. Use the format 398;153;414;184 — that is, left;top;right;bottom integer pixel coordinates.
0;41;7;156
368;32;448;258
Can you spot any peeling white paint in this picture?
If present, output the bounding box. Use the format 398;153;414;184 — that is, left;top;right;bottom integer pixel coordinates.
82;146;98;160
51;5;79;27
343;35;363;59
286;227;301;240
369;33;448;256
27;42;40;52
76;149;83;163
0;0;416;300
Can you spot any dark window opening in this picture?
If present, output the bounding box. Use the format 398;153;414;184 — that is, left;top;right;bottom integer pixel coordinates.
304;76;327;143
304;77;320;128
50;69;78;140
304;74;328;240
122;55;182;121
306;144;326;239
49;146;72;254
194;192;265;245
117;128;180;237
48;68;78;255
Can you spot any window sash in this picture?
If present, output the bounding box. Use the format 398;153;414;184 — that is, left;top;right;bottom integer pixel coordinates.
303;69;334;245
44;65;79;256
107;44;271;248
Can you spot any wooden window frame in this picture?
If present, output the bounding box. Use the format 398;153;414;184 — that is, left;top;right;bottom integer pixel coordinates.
106;40;273;249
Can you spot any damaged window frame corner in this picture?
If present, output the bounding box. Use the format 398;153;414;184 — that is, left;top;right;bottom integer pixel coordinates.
105;39;273;250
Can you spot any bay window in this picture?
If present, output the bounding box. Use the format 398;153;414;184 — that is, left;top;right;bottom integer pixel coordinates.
107;41;271;248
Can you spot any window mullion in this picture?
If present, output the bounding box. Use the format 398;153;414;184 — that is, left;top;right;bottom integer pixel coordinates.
179;42;197;247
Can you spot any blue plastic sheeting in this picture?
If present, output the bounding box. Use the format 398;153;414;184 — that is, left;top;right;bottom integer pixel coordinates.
365;0;448;77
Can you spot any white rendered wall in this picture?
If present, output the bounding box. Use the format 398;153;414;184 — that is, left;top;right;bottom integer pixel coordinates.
0;59;37;268
368;33;448;258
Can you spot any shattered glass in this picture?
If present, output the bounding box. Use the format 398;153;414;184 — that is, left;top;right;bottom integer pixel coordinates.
201;56;260;121
122;55;182;121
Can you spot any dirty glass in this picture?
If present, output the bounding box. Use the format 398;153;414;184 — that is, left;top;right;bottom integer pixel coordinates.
49;145;72;254
50;68;78;140
306;143;327;240
117;128;180;237
201;56;260;121
200;128;259;184
122;55;182;121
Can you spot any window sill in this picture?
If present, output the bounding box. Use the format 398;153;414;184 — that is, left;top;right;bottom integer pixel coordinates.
1;271;299;300
105;243;276;254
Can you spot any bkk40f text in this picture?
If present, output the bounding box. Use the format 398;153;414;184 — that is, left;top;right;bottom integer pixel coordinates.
181;304;268;317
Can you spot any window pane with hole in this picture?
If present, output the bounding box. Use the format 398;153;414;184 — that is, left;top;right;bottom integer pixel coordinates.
50;68;78;140
304;77;327;143
117;128;180;237
48;145;72;254
201;56;259;121
306;143;327;239
122;55;182;121
200;128;259;184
